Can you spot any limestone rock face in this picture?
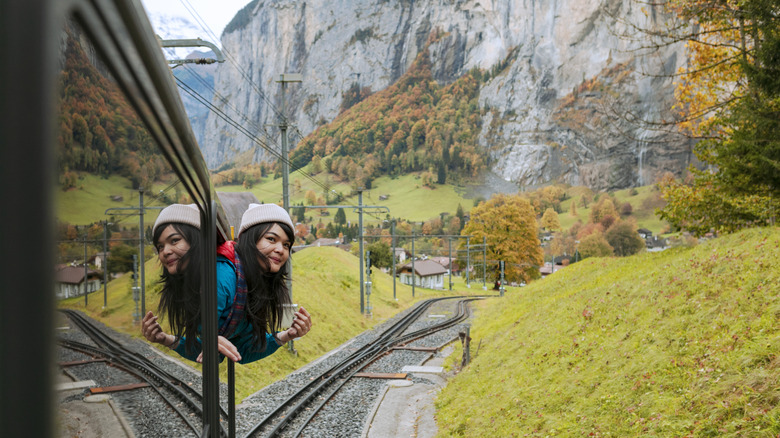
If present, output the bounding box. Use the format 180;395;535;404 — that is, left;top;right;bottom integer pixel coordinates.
202;0;692;191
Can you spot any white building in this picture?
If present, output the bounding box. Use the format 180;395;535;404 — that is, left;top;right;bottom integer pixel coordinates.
55;265;102;299
397;259;448;290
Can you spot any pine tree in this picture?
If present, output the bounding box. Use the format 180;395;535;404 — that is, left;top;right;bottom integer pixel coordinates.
437;162;447;184
334;207;347;226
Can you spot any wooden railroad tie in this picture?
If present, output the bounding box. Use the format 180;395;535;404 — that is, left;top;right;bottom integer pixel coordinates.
89;382;150;394
353;372;408;379
59;358;108;367
391;346;439;352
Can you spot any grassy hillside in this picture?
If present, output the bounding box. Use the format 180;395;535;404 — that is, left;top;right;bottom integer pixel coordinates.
56;172;176;226
556;184;667;234
56;168;667;238
435;227;780;437
219;171;477;225
58;245;485;401
221;173;669;233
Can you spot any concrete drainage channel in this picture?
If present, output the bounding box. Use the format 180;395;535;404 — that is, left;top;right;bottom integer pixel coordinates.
362;344;455;438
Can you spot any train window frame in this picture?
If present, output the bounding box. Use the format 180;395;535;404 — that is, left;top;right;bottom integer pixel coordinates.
1;0;227;436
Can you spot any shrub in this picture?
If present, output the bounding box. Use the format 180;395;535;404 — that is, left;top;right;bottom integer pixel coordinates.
605;220;645;256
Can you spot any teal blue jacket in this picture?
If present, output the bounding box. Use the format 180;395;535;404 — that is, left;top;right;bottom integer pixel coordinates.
172;255;282;363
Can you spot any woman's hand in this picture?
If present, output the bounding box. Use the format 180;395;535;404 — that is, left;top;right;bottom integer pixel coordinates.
141;311;176;347
280;306;312;342
197;335;241;363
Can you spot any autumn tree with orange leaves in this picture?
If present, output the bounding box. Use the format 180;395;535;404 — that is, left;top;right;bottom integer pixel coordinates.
460;194;543;284
654;0;779;235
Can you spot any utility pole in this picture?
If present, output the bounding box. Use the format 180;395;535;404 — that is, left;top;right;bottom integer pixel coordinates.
105;191;163;319
132;255;140;323
499;260;506;297
365;250;372;315
448;238;452;291
102;221;109;308
390;220;396;300
358;189;365;313
160;39;224;438
138;190;145;315
83;234;88;306
277;73;302;348
276;73;301;212
411;232;416;298
483;236;487;290
466;236;471;288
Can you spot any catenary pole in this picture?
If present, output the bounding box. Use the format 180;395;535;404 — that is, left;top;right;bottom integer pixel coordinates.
83;234;88;306
448;238;452;290
103;221;108;307
391;220;396;300
358;189;365;313
138;190;146;316
277;73;301;350
411;233;415;297
466;236;471;288
104;200;163;321
483;235;487;290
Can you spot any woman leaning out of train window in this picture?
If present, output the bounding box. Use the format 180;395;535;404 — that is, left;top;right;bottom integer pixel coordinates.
141;203;312;364
204;203;312;363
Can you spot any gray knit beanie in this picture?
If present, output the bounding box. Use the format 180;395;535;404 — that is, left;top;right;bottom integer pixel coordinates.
238;203;294;237
152;204;200;236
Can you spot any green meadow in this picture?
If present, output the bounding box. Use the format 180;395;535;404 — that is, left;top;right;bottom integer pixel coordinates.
436;227;780;437
55;170;669;238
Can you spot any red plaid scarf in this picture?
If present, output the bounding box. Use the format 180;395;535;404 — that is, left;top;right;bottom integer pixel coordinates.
217;241;246;338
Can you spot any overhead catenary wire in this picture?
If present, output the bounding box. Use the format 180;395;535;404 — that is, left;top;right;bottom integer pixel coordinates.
173;1;331;161
178;0;284;119
175;78;278;159
174;79;279;162
171;1;349;201
174;78;333;196
176;64;331;195
169;51;271;138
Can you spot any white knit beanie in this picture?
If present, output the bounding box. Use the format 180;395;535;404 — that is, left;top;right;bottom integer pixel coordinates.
238;203;294;237
152;204;200;236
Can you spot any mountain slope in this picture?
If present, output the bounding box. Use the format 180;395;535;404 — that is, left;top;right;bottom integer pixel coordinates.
436;227;780;436
203;0;692;191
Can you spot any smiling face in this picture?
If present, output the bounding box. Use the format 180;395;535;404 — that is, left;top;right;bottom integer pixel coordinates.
155;224;191;275
255;223;291;273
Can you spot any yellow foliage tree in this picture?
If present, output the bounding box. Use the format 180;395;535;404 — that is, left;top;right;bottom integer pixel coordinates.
655;0;780;234
589;197;618;225
461;194;543;284
541;208;561;231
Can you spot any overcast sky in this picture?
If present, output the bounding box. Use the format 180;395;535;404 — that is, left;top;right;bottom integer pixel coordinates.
140;0;250;44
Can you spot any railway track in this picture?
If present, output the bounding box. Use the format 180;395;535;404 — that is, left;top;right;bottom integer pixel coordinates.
242;296;479;438
58;309;230;437
56;296;481;437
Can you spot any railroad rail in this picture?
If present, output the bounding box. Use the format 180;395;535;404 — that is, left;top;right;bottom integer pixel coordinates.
243;296;479;438
58;309;230;437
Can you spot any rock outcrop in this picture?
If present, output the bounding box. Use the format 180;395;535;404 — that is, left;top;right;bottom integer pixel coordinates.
202;0;693;191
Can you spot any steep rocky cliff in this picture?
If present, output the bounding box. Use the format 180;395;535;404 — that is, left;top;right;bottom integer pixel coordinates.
202;0;692;191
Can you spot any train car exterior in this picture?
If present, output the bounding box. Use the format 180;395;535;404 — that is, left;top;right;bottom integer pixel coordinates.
1;0;229;436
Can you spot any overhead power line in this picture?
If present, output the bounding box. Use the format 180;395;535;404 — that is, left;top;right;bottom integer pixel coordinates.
178;0;284;119
174;78;332;195
171;1;336;199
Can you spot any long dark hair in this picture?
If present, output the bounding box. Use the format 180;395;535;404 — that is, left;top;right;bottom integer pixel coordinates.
236;221;295;350
153;222;201;353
